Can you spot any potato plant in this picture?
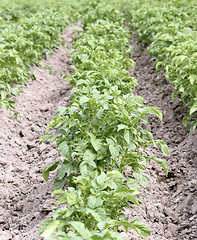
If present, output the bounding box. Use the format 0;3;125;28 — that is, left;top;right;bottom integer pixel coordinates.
121;0;197;133
40;1;168;239
0;0;82;110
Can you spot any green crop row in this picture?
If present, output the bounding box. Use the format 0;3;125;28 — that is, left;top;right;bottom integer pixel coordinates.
39;1;168;239
0;0;81;110
120;0;197;133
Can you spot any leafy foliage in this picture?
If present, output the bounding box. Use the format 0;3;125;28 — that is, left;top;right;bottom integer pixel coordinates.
40;1;168;239
121;0;197;133
0;0;81;109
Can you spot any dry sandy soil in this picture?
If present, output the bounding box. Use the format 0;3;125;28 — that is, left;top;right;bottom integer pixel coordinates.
0;28;196;240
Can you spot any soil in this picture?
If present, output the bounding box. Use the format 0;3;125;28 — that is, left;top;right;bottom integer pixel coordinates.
0;29;196;240
121;34;197;240
0;26;82;240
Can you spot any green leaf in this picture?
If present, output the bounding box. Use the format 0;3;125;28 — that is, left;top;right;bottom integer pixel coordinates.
58;163;73;178
133;172;150;188
88;132;102;152
109;145;119;159
96;172;107;185
131;219;151;238
152;156;168;176
127;178;141;194
114;186;140;205
41;220;60;238
69;221;92;239
190;104;197;115
58;141;71;160
124;129;130;144
87;208;106;222
11;88;20;97
56;129;67;136
42;161;59;181
87;196;103;209
40;135;52;144
143;129;156;146
96;109;104;119
143;107;162;121
54;192;67;204
0;91;8;101
83;150;96;161
52;177;68;191
156;140;168;156
106;219;150;238
56;107;67;116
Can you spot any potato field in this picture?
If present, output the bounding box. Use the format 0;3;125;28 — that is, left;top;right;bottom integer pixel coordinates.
0;0;196;239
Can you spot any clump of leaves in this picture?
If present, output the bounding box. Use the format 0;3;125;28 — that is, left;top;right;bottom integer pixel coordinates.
39;171;150;239
122;0;197;133
39;1;168;239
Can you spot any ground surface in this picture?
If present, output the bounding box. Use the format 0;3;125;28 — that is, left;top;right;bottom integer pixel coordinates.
122;34;197;240
0;29;196;240
0;26;81;240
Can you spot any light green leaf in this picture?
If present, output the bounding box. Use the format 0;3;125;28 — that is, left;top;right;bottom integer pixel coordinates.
58;141;71;160
124;129;130;144
83;150;96;161
109;145;119;159
80;162;94;177
156;140;168;156
117;124;128;131
88;132;102;152
87;208;106;222
56;106;67;116
107;171;124;179
189;75;197;85
152;157;168;176
190;104;197;115
41;220;60;238
69;221;92;239
131;219;151;238
52;189;65;196
143;107;162;121
79;96;89;105
133;172;150;188
11;88;20;97
87;196;103;209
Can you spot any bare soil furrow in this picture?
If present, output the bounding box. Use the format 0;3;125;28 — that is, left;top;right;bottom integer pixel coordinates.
0;26;81;240
124;33;197;240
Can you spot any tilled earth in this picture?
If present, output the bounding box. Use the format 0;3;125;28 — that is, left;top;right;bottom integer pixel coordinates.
122;34;197;240
0;29;196;240
0;26;81;240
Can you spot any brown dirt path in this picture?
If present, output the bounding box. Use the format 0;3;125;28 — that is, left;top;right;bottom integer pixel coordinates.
122;34;197;240
0;26;81;240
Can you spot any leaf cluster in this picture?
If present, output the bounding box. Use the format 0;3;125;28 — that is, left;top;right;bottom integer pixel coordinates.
121;0;197;133
0;0;82;109
40;1;168;239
